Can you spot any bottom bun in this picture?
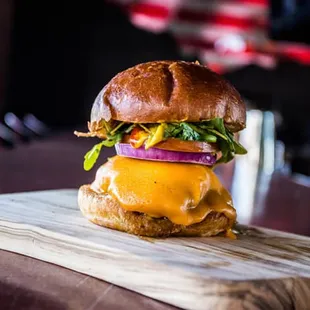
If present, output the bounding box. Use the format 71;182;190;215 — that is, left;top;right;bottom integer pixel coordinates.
78;185;231;237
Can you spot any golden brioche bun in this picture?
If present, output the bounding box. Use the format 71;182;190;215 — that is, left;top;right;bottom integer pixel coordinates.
90;60;246;132
78;185;232;237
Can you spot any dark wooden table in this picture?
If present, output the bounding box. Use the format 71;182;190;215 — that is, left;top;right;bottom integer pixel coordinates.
1;131;310;309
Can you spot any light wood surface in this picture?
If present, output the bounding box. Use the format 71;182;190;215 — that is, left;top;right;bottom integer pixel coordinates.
1;189;310;310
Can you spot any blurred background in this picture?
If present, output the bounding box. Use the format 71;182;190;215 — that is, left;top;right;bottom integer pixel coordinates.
1;0;310;235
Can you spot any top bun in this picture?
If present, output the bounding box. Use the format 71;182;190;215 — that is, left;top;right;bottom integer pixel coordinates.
90;60;246;132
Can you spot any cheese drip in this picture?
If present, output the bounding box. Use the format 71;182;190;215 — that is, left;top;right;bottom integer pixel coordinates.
91;156;236;226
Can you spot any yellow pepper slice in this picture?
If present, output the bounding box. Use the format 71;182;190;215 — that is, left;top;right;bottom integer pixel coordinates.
145;124;166;149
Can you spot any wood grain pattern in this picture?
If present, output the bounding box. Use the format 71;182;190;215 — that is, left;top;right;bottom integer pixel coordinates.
1;189;310;310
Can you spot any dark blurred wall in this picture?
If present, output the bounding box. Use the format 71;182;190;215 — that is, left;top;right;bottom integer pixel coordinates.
270;0;310;44
5;1;181;129
0;0;13;115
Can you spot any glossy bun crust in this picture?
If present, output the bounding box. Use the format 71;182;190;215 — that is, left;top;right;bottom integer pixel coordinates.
90;60;246;132
78;185;232;237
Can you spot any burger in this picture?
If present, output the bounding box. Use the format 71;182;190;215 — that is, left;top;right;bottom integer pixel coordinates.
74;60;247;238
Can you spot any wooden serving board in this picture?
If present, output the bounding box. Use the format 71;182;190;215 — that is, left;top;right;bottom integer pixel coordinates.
1;189;310;310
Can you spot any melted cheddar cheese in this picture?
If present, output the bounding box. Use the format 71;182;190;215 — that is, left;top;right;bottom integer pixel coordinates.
91;156;236;226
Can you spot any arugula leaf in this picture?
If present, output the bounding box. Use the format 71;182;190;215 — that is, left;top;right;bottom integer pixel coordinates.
211;118;226;135
138;124;151;133
180;123;200;140
164;123;183;138
233;140;247;154
186;123;205;135
110;122;125;135
216;145;234;164
83;133;122;170
164;123;217;142
227;131;247;155
124;124;136;133
83;142;103;171
201;134;217;143
207;129;227;141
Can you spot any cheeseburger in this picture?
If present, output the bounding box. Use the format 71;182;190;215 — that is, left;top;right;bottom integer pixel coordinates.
74;60;247;238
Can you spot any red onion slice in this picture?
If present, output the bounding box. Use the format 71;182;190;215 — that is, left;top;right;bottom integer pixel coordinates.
115;143;216;166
